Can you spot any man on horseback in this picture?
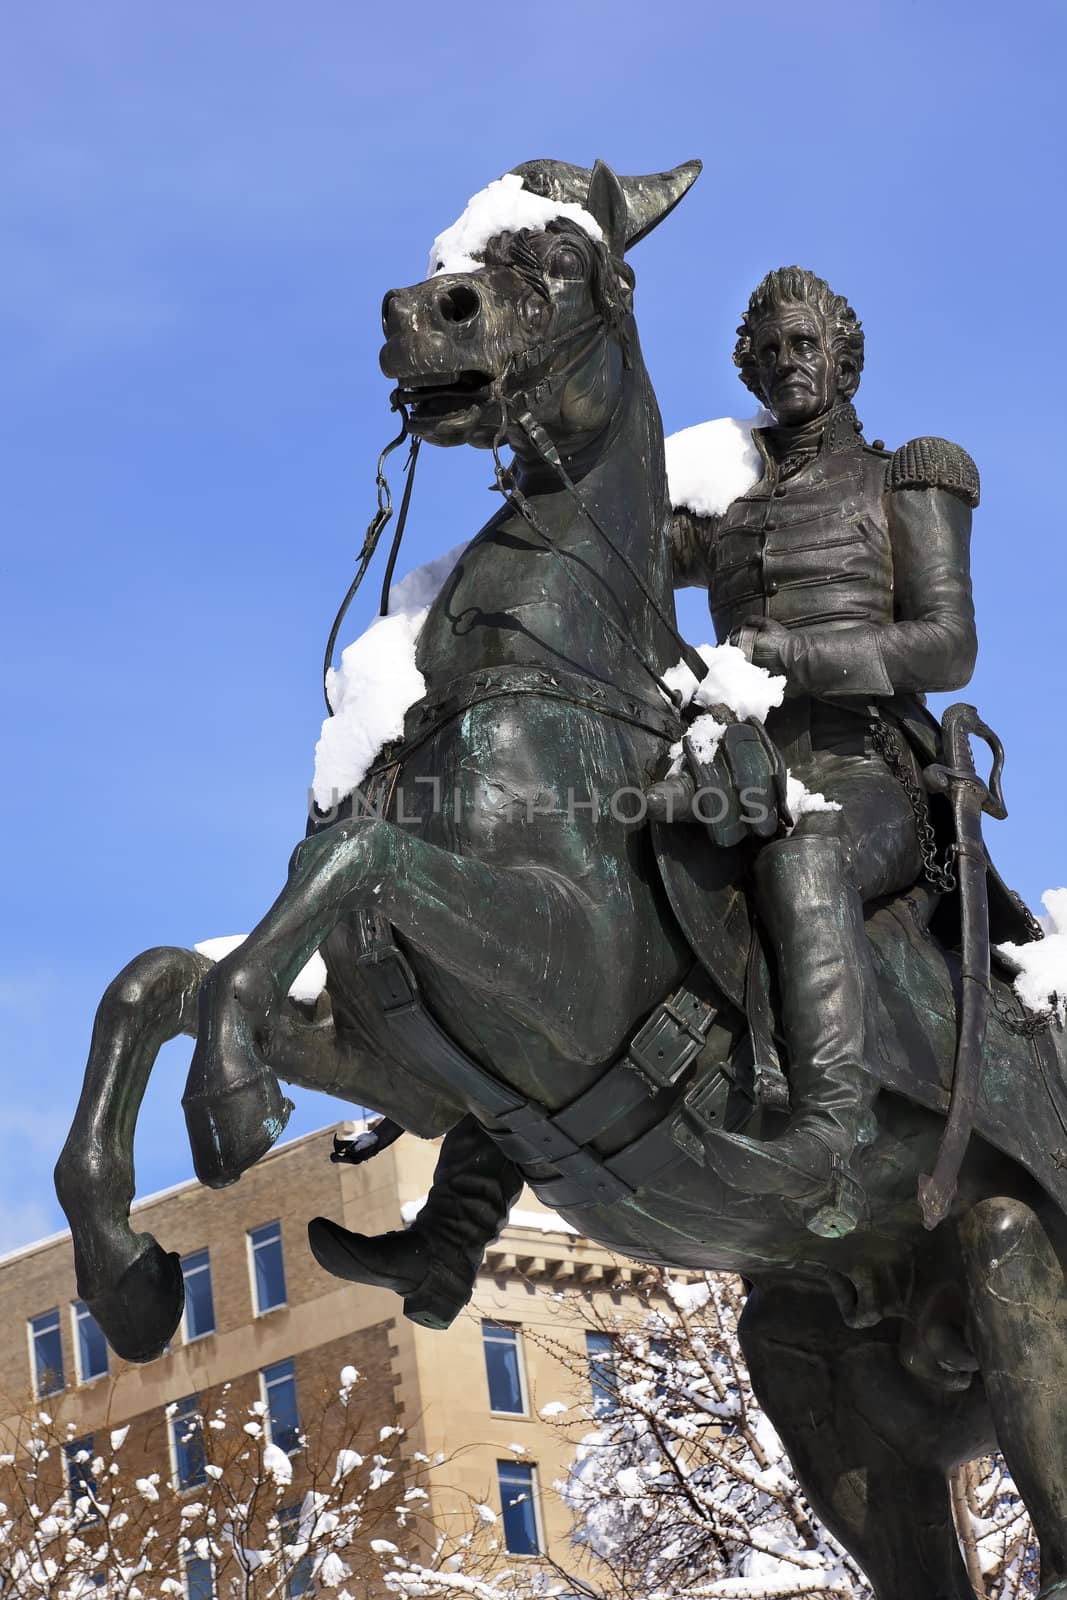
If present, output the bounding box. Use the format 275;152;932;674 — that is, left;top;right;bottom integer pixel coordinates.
307;263;982;1311
663;266;979;1235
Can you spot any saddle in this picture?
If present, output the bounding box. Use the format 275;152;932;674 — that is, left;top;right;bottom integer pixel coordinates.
653;811;1067;1219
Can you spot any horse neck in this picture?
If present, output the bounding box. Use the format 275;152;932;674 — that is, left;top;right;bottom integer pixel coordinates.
511;341;676;683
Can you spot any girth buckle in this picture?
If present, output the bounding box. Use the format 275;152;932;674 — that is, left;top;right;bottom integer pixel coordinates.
628;995;714;1091
358;946;418;1016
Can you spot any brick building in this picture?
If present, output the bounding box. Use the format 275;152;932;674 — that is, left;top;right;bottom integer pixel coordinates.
0;1122;658;1594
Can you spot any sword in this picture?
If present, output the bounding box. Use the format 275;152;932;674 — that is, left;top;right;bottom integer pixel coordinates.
918;703;1007;1229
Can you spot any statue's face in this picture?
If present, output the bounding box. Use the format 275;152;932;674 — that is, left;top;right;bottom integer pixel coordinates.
751;303;836;425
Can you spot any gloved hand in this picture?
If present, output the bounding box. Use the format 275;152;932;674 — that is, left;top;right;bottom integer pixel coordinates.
729;617;793;675
689;715;792;846
646;709;792;846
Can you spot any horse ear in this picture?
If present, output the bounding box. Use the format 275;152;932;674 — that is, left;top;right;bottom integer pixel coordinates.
585;160;628;259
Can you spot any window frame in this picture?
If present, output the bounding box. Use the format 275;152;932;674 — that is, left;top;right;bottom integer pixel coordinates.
180;1248;217;1343
72;1299;109;1385
247;1220;288;1316
585;1329;618;1416
28;1307;65;1397
481;1320;529;1417
261;1357;301;1456
278;1502;313;1597
169;1394;208;1493
64;1434;99;1523
183;1549;215;1600
496;1458;543;1556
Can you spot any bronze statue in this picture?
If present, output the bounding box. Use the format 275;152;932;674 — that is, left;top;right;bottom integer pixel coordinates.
662;266;980;1233
56;159;1067;1600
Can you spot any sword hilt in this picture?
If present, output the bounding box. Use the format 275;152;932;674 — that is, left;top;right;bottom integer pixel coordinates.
923;703;1008;821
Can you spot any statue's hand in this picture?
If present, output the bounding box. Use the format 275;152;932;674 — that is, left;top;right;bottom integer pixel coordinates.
645;724;792;842
688;717;792;846
729;617;792;674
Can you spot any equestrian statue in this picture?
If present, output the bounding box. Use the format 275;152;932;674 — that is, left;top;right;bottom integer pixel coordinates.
56;158;1067;1600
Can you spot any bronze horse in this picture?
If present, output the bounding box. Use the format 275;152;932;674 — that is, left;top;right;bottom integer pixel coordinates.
57;160;1067;1600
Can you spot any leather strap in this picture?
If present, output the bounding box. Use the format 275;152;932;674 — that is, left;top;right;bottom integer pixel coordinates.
354;910;722;1211
402;663;681;750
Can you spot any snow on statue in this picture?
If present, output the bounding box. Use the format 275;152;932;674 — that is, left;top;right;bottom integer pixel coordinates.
308;416;841;819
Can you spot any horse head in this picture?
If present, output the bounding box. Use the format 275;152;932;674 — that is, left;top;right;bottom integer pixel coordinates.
379;158;700;454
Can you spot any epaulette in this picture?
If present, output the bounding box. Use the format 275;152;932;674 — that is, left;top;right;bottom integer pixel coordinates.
887;437;980;508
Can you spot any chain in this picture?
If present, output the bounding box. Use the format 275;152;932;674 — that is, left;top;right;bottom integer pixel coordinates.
1009;888;1047;944
869;716;958;892
990;984;1056;1037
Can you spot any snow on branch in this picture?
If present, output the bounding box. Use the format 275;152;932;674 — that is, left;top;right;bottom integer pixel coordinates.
526;1269;1038;1600
0;1368;515;1598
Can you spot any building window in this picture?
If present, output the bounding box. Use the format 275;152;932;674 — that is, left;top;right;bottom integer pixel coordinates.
585;1330;617;1416
482;1322;526;1414
279;1503;313;1597
181;1249;216;1341
497;1460;540;1555
249;1221;287;1314
29;1308;64;1396
170;1395;207;1491
649;1335;671;1399
263;1358;301;1454
184;1552;215;1600
64;1435;98;1520
72;1300;109;1383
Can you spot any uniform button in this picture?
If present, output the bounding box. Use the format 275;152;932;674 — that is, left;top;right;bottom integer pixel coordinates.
773;485;788;497
764;519;776;532
765;580;779;596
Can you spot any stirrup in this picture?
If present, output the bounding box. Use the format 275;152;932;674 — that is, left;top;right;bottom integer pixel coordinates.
801;1165;869;1239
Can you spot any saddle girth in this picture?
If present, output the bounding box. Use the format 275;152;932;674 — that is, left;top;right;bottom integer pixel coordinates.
353;909;737;1211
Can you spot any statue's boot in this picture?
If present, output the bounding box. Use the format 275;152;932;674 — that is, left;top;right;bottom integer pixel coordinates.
701;836;877;1240
307;1115;522;1329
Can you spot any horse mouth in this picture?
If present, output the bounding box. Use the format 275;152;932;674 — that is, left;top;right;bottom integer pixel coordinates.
395;370;494;421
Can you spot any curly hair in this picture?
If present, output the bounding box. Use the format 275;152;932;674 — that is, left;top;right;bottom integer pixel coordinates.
733;267;864;400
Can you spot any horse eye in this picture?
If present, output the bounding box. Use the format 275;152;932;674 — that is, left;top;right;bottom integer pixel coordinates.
548;246;584;281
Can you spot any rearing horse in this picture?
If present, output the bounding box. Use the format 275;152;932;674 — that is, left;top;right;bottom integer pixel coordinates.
57;159;1067;1600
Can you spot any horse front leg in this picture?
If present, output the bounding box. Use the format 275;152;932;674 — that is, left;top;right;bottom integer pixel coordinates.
184;815;608;1187
55;946;210;1362
55;940;431;1363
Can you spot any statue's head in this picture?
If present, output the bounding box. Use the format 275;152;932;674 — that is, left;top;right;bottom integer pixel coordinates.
379;159;700;450
733;267;864;426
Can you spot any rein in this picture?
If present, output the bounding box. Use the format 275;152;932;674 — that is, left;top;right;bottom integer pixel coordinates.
509;402;706;683
323;284;701;719
321;413;422;714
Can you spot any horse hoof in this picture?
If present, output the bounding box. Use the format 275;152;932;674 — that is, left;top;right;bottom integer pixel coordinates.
87;1239;185;1364
183;1072;294;1189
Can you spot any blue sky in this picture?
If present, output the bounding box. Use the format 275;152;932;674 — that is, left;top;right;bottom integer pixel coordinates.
2;0;1065;1253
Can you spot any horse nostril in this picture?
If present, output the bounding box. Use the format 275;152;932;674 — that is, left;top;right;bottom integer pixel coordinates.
438;283;481;325
381;291;399;337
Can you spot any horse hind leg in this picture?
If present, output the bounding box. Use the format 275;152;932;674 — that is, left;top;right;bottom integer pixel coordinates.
738;1281;991;1600
55;946;210;1363
960;1195;1067;1598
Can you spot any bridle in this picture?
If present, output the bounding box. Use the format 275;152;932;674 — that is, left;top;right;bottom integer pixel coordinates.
322;245;706;715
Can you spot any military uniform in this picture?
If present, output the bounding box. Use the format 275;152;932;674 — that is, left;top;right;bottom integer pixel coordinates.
673;399;979;899
670;400;980;1234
